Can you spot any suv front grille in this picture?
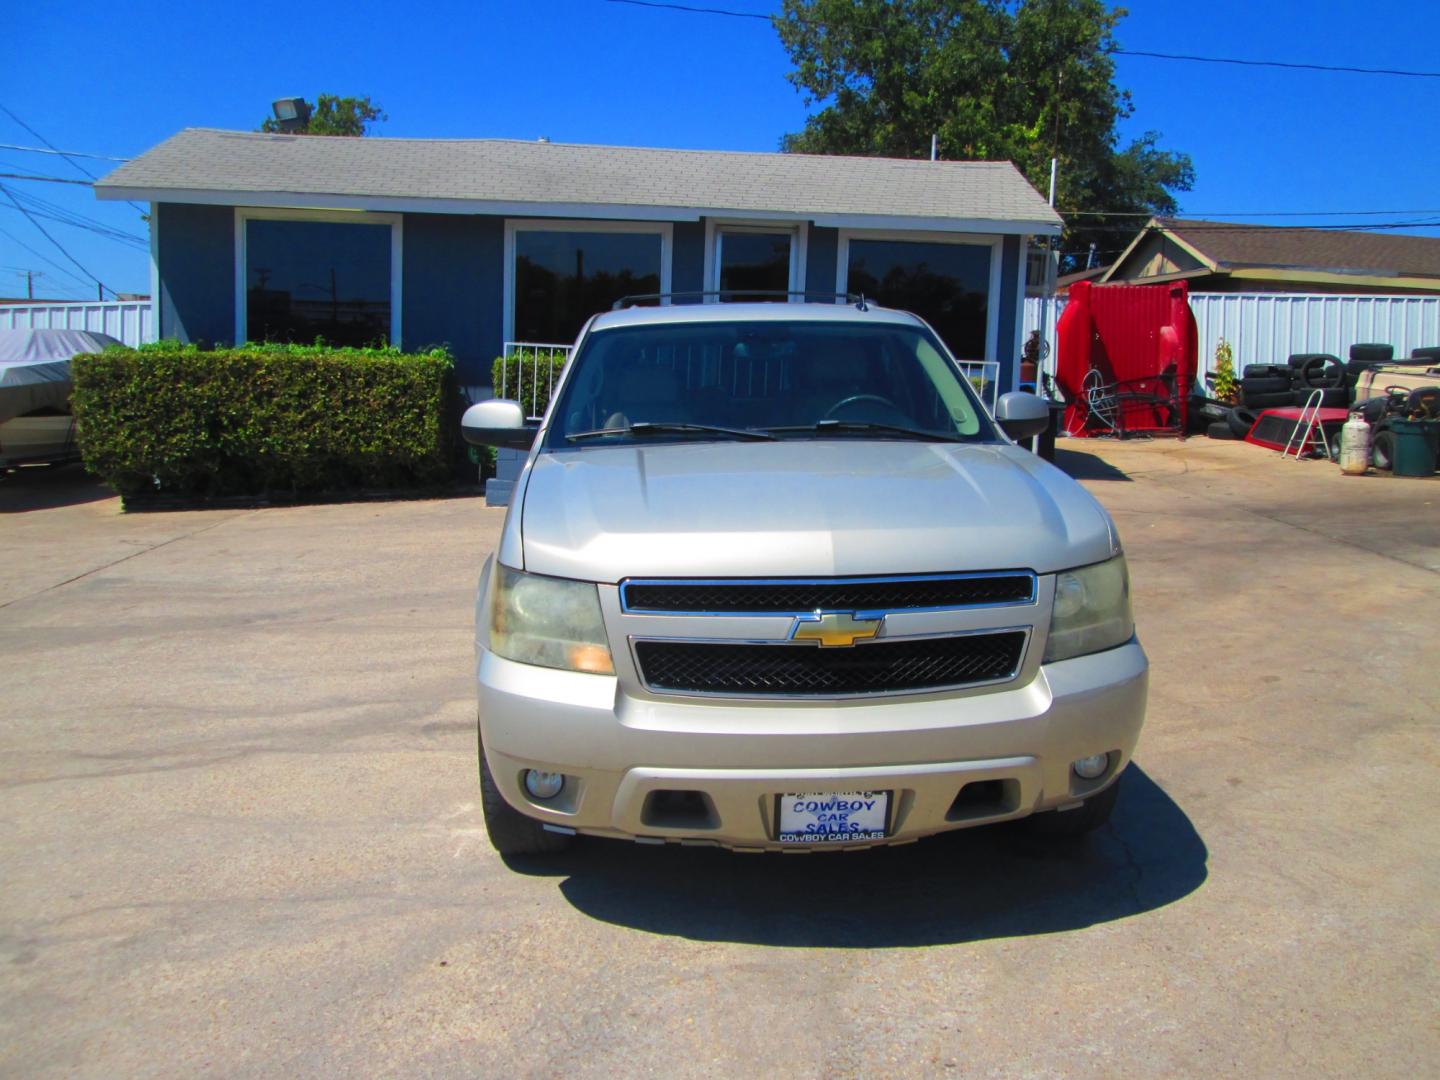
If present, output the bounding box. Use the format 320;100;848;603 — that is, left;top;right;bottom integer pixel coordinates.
633;631;1026;697
621;573;1035;615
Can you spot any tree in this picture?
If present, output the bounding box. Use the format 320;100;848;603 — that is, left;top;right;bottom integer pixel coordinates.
774;0;1194;270
259;94;386;137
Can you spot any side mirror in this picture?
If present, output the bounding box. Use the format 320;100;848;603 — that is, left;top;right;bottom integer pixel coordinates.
461;400;538;450
994;391;1050;440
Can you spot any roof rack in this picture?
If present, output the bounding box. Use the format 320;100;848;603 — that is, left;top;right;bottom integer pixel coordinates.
611;290;869;311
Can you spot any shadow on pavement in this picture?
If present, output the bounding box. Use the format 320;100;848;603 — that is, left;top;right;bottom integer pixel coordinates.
1052;447;1132;482
0;463;113;513
510;765;1206;947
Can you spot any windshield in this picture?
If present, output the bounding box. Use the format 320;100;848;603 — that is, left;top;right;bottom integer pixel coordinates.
543;319;998;448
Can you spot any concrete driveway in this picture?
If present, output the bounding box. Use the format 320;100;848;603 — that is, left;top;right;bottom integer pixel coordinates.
1;444;1436;1077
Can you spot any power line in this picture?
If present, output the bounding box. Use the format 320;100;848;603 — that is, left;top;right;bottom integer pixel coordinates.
1074;219;1440;233
603;0;774;19
1115;48;1440;79
1063;208;1440;218
0;142;130;162
0;224;95;297
0;171;93;186
0;104;146;214
0;170;148;248
0;183;113;297
0;105;99;181
0;198;148;250
597;0;1440;79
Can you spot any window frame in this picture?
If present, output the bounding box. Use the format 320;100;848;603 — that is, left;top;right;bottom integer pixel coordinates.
503;218;674;344
233;207;403;347
702;220;809;302
834;229;1003;361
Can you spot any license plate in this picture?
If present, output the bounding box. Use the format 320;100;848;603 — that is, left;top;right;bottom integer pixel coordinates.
776;790;891;844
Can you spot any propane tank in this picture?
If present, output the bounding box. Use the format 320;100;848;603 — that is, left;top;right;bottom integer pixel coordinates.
1339;413;1372;475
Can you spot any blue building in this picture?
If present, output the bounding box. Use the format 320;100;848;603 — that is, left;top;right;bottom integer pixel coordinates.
97;128;1061;394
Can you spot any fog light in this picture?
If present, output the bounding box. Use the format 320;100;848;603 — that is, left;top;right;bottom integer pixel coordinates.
523;769;565;800
1072;753;1110;780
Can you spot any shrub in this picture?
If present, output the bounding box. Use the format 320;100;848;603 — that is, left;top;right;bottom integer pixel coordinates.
1212;338;1238;404
72;342;455;499
490;350;569;419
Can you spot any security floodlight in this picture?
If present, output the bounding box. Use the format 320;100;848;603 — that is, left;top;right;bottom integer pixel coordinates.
271;97;311;133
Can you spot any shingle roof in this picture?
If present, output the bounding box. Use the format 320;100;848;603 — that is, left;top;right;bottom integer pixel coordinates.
95;128;1061;230
1166;218;1440;279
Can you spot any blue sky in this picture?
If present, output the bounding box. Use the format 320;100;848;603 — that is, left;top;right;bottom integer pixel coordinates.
4;0;1437;300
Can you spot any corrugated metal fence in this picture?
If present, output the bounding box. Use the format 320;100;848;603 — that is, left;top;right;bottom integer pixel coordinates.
0;300;154;347
1024;292;1440;385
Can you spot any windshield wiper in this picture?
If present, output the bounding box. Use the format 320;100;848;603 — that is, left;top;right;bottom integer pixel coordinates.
764;420;964;442
567;421;777;442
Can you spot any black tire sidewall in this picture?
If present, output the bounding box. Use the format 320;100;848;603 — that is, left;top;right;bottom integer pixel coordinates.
1372;429;1397;470
478;726;573;855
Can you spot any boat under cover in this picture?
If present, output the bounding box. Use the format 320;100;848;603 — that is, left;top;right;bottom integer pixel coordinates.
0;328;124;423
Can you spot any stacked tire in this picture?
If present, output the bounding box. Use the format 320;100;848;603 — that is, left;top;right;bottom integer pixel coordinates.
1239;363;1293;409
1287;353;1348;407
1239;354;1350;409
1348;343;1393;384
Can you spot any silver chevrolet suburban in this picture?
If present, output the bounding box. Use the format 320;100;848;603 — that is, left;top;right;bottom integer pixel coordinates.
461;300;1147;855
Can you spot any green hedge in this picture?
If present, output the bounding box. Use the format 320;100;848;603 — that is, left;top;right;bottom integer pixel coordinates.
490;351;569;420
72;343;456;498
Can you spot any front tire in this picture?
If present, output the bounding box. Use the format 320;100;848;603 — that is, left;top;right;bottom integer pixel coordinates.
1372;429;1396;471
478;732;572;856
1027;772;1122;837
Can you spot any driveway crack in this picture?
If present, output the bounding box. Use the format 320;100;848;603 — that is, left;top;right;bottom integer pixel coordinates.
0;510;256;611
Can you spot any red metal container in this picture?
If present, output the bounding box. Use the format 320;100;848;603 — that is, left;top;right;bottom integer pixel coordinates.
1055;282;1199;437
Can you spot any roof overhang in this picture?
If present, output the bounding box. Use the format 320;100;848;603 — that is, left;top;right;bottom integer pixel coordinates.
95;184;1061;236
1226;267;1440;291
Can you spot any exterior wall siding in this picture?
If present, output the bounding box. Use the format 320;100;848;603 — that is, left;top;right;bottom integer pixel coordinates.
151;202;1033;399
156;203;234;345
1025;291;1440;386
805;226;839;300
671;221;705;299
0;300;153;346
401;213;503;390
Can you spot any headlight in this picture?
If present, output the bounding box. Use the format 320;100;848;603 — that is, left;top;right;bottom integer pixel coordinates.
489;564;614;675
1043;554;1134;663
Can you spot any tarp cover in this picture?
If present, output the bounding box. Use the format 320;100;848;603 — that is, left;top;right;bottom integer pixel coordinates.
0;328;123;423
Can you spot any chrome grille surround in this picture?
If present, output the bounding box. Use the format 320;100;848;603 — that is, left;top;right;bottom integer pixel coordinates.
619;571;1037;617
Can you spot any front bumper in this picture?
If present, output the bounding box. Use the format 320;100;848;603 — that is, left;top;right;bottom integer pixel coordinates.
477;639;1148;850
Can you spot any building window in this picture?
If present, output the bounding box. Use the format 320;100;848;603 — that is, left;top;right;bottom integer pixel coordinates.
843;237;994;360
716;229;792;299
510;226;667;343
242;216;397;347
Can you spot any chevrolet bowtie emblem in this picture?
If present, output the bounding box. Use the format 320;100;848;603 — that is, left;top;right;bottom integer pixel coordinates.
791;612;883;648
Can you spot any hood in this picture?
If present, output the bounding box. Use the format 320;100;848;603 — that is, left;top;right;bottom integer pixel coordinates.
515;440;1117;582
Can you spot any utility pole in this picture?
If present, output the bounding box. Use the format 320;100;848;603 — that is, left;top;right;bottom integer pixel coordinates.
1036;156;1059;393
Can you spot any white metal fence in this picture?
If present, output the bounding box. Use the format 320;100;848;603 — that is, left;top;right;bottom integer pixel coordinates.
497;341;575;419
0;300;154;347
1024;292;1440;387
956;360;1001;415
